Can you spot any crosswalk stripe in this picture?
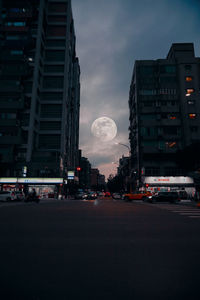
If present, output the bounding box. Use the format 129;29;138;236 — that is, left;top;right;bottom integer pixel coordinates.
147;203;200;219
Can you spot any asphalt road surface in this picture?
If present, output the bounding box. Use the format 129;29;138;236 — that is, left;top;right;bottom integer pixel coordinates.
0;198;200;300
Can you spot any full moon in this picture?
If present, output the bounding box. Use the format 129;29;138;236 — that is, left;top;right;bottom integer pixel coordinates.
91;117;117;141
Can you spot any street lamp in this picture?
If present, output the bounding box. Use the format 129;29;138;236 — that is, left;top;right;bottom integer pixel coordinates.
115;142;132;192
115;142;130;152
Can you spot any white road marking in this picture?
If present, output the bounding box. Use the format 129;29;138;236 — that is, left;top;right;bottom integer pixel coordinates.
147;203;200;219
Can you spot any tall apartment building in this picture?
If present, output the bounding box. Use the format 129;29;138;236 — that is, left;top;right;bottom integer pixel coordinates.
79;156;91;189
0;0;80;178
129;43;200;190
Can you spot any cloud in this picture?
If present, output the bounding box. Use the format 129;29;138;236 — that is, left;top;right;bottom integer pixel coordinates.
72;0;200;179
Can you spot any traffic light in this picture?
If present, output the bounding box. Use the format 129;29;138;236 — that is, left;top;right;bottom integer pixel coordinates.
76;167;81;171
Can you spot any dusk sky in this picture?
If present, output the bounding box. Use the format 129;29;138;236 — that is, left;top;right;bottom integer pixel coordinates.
71;0;200;179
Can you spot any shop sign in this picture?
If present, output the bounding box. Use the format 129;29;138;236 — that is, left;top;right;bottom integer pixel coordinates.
144;176;194;184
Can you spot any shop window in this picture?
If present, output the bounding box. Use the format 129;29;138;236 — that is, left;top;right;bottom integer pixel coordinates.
185;76;193;82
41;104;62;117
185;89;194;96
189;113;196;119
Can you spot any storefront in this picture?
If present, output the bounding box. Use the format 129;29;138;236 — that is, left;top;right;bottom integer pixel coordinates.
142;176;195;197
0;177;65;198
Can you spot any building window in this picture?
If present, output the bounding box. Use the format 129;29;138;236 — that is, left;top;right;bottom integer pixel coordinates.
166;141;177;148
45;50;65;62
46;39;66;47
10;50;23;55
39;135;61;149
44;65;64;73
145;167;160;176
185;89;194;96
185;65;192;71
187;100;195;105
40;121;61;130
47;26;66;37
43;76;64;89
168;114;177;120
6;21;26;27
48;15;67;23
190;126;198;133
41;92;63;101
189;113;196;119
185;76;193;82
48;3;67;13
160;65;176;74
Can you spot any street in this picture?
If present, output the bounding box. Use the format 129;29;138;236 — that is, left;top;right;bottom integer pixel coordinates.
0;198;200;300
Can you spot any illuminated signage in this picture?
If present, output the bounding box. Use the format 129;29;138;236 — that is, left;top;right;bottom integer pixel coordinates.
0;178;63;184
143;176;194;185
68;171;74;179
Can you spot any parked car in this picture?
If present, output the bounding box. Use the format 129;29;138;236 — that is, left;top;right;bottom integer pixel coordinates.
112;193;122;200
104;192;111;197
0;191;16;202
74;192;88;200
150;191;180;203
123;191;152;201
178;190;188;200
87;192;97;200
98;192;105;197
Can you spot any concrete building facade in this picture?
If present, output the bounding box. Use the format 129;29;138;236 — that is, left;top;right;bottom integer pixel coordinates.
0;0;80;178
129;43;200;191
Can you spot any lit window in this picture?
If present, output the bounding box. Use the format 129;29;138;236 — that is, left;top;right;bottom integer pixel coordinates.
10;50;23;55
185;89;194;96
189;114;196;119
6;21;26;27
168;115;177;120
185;76;193;82
166;142;177;148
